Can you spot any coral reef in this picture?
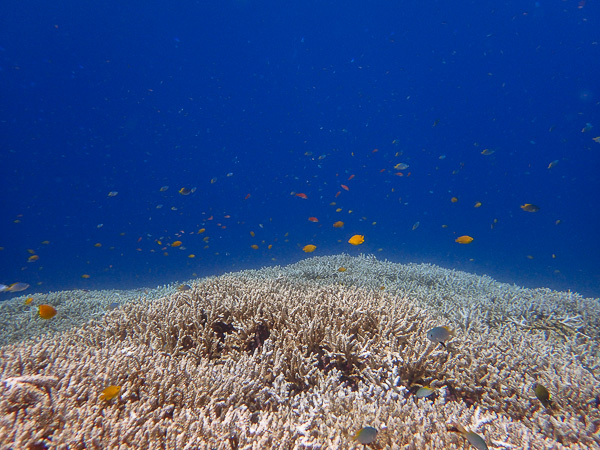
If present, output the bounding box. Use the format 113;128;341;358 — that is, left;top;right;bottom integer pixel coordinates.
0;255;598;448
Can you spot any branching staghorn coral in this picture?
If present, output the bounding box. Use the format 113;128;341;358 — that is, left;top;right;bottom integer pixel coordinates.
0;255;599;448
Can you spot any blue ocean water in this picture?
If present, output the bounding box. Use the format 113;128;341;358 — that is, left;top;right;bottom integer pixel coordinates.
1;0;598;297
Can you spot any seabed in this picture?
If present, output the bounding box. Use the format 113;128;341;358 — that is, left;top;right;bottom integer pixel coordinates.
1;254;598;448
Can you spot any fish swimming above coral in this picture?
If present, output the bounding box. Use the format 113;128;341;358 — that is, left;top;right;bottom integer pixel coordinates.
427;326;454;348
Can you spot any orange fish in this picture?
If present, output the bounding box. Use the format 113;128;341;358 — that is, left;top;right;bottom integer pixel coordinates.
171;241;183;247
244;193;251;200
348;235;365;245
341;184;350;191
295;193;308;199
335;191;341;198
394;172;404;176
308;217;319;222
302;244;317;253
451;197;458;203
27;255;39;262
348;174;355;180
38;304;57;320
455;236;474;244
333;221;344;228
251;244;259;250
24;297;34;305
100;385;121;401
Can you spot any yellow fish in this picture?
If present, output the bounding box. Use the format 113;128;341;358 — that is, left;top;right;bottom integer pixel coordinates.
302;244;317;253
481;148;495;155
348;235;364;245
251;244;259;249
171;241;183;247
332;221;344;228
474;202;482;208
338;267;347;272
455;236;474;244
100;385;121;401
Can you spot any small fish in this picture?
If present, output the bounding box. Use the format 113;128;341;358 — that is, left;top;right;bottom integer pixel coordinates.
81;274;90;279
171;241;183;247
427;326;454;347
581;122;593;133
38;304;57;320
547;160;559;169
415;386;437;398
210;177;217;184
412;221;420;231
179;187;195;195
533;383;553;408
1;282;30;293
159;185;169;192
353;426;377;445
198;228;206;234
24;297;34;305
107;191;119;197
338;267;347;272
333;221;344;228
341;184;350;191
251;244;259;249
348;235;365;245
27;255;39;262
474;202;482;208
455;236;474;244
302;244;317;253
450;424;488;450
480;149;495;155
100;385;121;401
593;137;600;143
521;203;540;212
94;243;102;247
308;217;319;223
394;163;409;170
177;284;192;292
451;197;458;203
295;193;308;199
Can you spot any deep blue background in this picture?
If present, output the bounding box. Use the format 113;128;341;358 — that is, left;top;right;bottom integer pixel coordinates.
1;0;599;297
